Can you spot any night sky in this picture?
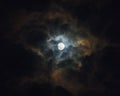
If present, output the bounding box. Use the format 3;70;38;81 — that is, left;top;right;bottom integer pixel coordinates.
0;0;119;96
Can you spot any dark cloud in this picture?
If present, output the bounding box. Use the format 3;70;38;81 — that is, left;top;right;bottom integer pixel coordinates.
0;0;119;96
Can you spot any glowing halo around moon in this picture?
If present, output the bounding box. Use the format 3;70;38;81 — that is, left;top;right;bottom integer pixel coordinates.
58;42;65;50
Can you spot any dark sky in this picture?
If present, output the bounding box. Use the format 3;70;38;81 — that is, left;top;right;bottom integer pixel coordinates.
0;0;120;96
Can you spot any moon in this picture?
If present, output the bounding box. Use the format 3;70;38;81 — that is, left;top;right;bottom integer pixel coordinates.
58;42;65;50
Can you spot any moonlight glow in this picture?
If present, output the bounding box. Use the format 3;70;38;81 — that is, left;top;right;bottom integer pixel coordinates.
58;42;65;50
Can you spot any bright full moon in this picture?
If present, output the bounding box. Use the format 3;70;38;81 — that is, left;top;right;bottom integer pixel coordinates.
58;42;65;50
